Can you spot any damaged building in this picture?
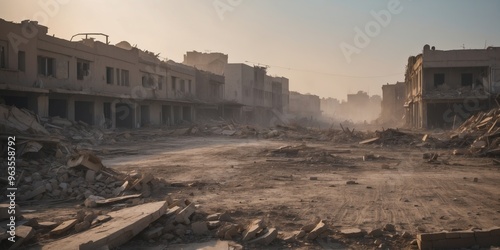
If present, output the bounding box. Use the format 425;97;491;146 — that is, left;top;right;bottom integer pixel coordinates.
0;19;199;128
183;51;290;125
289;91;321;119
405;44;500;129
224;63;289;125
381;81;406;124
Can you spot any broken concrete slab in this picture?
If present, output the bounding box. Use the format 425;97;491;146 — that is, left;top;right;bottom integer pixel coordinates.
42;201;168;250
248;228;278;245
242;219;265;241
175;202;195;224
67;153;103;172
49;219;78;236
9;225;34;250
340;228;365;238
306;220;328;240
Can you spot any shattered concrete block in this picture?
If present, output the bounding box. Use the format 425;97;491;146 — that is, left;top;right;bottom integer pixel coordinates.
74;221;90;233
50;219;78;236
249;228;278;245
216;224;239;239
175;203;195;224
295;230;306;239
306;220;328;240
166;206;182;217
340;228;365;238
242;219;265;241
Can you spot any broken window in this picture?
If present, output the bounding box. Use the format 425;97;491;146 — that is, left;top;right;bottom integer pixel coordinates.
38;56;55;77
77;59;90;80
433;73;445;88
0;41;7;69
106;67;114;84
121;69;129;86
171;76;177;90
461;73;473;87
18;51;25;72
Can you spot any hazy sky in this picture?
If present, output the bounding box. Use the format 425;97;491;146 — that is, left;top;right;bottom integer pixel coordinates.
1;0;499;100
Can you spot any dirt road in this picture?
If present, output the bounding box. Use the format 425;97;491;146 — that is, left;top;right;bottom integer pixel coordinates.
97;135;500;248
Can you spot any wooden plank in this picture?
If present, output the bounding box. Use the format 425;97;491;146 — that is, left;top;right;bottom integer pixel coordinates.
358;137;380;145
42;201;168;250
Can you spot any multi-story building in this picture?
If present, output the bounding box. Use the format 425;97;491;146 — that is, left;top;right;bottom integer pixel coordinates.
405;45;500;128
381;81;406;124
289;91;321;118
0;19;198;128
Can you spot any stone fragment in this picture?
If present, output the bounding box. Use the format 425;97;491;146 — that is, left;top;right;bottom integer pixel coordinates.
74;221;90;233
249;228;278;245
242;219;265;241
340;228;365;238
306;220;328;240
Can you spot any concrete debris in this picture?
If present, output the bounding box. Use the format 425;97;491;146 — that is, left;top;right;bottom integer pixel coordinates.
340;228;366;238
306;220;328;240
242;219;265;241
42;201;168;249
451;107;500;157
248;228;278;245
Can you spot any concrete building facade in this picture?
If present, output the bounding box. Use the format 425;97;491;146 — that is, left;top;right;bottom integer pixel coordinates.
289;91;321;118
381;81;406;124
0;19;198;128
405;45;500;129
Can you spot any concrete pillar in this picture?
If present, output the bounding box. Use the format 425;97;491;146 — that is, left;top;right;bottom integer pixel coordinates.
191;104;196;122
36;94;49;117
93;99;104;127
111;101;116;129
170;105;174;126
67;96;75;121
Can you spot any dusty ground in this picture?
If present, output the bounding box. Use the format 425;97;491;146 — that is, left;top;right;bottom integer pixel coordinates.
25;134;500;249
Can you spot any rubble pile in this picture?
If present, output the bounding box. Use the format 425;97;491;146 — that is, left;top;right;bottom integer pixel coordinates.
265;144;354;166
451;108;500;156
14;152;167;205
359;128;420;146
